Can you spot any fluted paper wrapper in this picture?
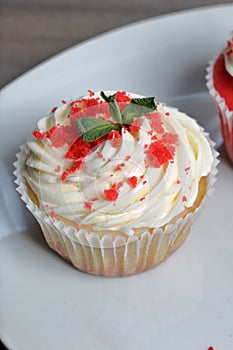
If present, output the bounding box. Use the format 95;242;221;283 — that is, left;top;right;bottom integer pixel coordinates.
206;57;233;164
14;141;218;277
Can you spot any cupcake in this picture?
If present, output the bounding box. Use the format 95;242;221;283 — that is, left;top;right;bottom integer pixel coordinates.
206;32;233;164
14;91;217;276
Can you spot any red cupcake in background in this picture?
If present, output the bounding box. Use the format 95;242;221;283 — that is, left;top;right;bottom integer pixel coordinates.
206;32;233;164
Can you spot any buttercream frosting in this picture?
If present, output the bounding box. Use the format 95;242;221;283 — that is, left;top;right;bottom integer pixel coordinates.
24;92;213;234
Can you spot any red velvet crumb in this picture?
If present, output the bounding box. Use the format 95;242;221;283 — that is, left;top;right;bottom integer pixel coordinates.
107;130;122;148
129;118;142;134
147;141;173;167
127;176;138;188
104;188;119;201
84;202;93;210
49;210;55;218
88;90;95;96
54;165;61;173
32;130;44;139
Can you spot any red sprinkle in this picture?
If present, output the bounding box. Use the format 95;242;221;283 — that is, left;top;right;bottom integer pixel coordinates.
147;141;173;167
146;112;165;134
60;171;69;181
115;91;131;111
140;197;145;201
111;181;123;190
32;130;44;140
104;188;119;201
165;112;170;116
127;176;138;188
185;166;191;174
60;172;69;181
129;118;142;134
182;196;187;202
115;164;122;171
41;125;79;148
151;135;158;141
177;180;181;184
61;100;66;104
54;165;61;173
143;180;147;185
45;126;57;139
50;210;55;218
125;155;131;161
116;91;131;103
161;132;178;145
107;130;122;148
65;138;91;160
88;90;95;96
117;181;123;189
84;202;93;210
227;48;233;56
60;159;84;181
97;152;104;159
51;107;58;113
208;347;214;350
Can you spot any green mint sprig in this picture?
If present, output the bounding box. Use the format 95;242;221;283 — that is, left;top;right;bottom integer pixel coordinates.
75;91;157;142
100;91;122;125
75;117;120;142
122;97;156;125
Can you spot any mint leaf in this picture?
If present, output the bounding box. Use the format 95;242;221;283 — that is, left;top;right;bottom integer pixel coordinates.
122;97;157;125
100;91;122;125
75;117;120;142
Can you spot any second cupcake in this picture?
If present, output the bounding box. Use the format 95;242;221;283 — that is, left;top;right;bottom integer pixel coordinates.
206;32;233;164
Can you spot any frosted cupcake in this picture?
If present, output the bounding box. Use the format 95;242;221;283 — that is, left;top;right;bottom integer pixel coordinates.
14;91;217;276
206;32;233;164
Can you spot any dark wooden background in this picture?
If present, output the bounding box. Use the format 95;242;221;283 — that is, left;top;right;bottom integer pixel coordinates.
0;0;229;349
0;0;229;89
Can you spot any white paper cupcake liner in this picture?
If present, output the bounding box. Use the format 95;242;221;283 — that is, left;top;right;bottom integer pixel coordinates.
206;57;233;163
14;137;219;277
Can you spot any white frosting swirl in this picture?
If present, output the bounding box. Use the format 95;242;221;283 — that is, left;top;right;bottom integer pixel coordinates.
24;92;213;233
224;32;233;77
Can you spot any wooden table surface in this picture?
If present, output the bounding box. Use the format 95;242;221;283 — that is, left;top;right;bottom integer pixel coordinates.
0;0;229;89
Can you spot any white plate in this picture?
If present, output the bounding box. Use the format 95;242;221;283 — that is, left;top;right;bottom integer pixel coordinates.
1;5;233;350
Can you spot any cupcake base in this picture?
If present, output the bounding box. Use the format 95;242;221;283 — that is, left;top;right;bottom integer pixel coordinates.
37;211;192;277
14;143;218;277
